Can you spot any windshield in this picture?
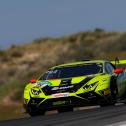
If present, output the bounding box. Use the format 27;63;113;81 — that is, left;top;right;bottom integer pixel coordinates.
40;63;103;80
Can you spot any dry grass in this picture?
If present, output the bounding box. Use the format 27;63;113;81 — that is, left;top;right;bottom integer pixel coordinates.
0;104;28;121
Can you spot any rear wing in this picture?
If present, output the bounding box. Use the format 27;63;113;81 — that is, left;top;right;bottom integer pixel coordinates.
111;60;126;65
111;60;126;69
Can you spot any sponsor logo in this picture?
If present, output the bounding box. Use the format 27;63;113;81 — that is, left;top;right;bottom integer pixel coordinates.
52;85;73;90
34;81;52;88
52;93;69;98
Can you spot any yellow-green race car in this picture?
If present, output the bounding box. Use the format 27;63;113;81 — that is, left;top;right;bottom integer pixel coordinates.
23;60;126;116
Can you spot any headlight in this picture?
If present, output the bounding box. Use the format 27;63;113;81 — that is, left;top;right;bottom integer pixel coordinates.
83;82;98;90
31;89;41;95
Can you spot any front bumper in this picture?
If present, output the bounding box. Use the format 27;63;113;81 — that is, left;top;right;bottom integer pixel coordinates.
24;91;106;111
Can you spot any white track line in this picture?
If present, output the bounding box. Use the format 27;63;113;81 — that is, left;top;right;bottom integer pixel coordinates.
108;121;126;126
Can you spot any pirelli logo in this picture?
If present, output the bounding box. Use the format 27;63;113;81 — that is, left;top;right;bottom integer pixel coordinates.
52;93;69;98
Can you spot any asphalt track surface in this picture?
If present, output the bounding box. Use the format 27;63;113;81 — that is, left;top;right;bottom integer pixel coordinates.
1;104;126;126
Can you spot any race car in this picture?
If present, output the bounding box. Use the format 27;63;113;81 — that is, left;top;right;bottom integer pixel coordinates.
23;60;126;116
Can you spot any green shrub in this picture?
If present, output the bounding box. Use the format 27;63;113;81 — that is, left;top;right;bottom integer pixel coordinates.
10;50;23;57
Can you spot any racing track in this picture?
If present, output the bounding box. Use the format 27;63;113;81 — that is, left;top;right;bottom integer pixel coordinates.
1;104;126;126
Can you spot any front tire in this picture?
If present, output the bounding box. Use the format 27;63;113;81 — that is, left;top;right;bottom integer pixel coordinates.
100;77;118;107
110;77;118;102
27;108;45;116
57;107;73;113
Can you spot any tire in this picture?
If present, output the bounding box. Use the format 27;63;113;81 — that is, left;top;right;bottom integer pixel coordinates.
57;107;73;113
27;108;45;116
100;77;118;107
110;77;118;102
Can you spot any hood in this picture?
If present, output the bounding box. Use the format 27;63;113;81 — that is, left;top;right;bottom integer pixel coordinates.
32;75;97;88
29;74;103;95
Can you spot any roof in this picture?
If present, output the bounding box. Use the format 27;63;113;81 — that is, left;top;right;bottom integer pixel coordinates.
52;60;107;69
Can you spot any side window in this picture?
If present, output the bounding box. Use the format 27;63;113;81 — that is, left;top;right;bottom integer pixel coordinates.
105;63;115;74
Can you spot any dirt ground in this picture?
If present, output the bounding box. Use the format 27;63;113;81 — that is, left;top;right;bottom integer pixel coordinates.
0;103;28;121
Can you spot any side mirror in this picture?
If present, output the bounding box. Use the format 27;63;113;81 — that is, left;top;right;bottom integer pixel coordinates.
114;68;124;74
30;78;37;83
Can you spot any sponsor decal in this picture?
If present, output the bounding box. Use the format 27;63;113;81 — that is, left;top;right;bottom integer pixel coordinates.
60;79;72;85
53;100;70;105
52;93;69;98
104;88;110;95
34;81;52;88
52;85;73;90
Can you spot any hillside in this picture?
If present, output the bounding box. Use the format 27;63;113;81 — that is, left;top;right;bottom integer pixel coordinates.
0;29;126;103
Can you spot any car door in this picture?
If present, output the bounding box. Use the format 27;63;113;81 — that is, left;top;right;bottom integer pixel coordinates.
105;62;126;97
115;69;126;98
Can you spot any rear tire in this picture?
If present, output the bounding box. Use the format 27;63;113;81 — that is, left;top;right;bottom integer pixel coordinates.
57;107;73;113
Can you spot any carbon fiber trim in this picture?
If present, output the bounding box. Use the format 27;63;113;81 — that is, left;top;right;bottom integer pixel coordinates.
39;96;88;109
